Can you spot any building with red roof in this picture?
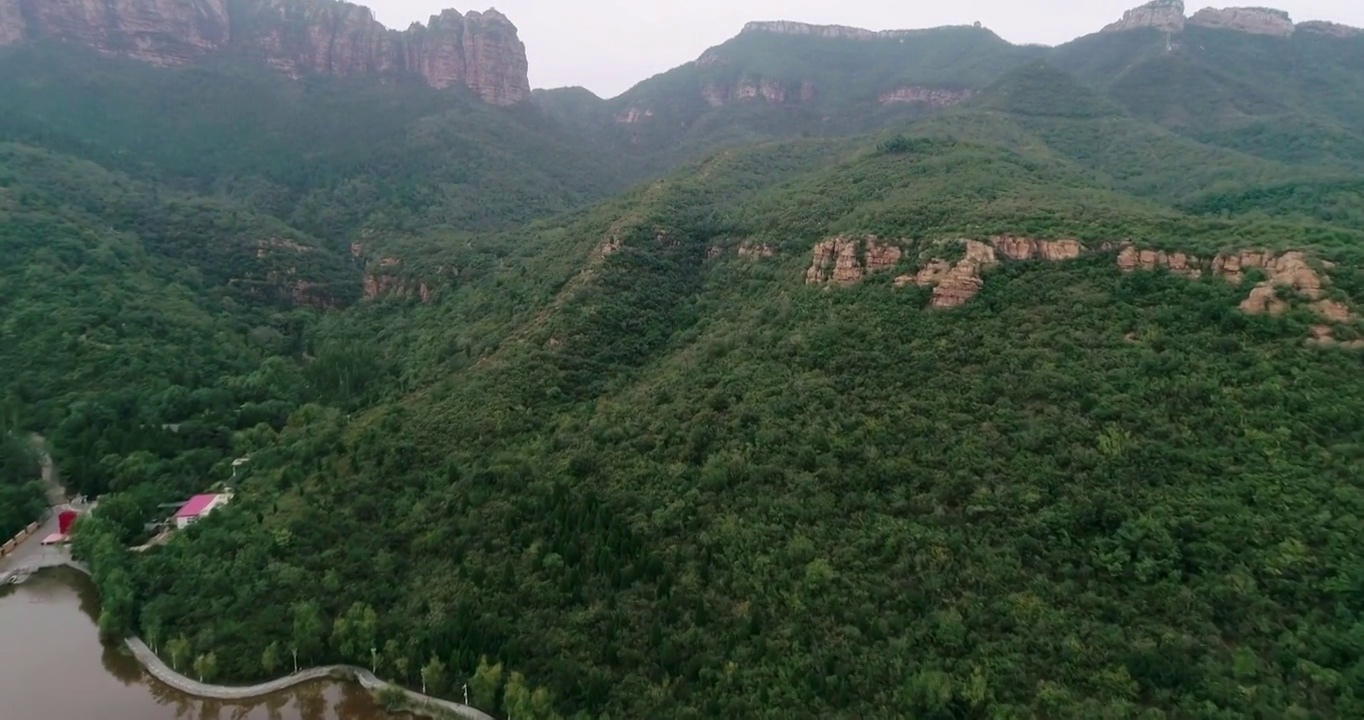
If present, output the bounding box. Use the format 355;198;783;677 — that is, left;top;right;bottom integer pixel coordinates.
174;493;231;530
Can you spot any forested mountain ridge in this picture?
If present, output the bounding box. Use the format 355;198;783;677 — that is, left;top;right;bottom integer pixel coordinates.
6;1;1364;719
533;2;1364;172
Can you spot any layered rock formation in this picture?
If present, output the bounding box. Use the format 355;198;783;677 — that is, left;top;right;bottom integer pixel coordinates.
808;236;1358;344
1298;21;1364;38
0;0;530;104
354;254;443;303
0;0;232;66
896;238;1085;308
1189;7;1295;36
805;236;903;285
878;87;974;107
1101;1;1361;38
740;21;974;41
902;241;998;309
737;242;775;260
1116;247;1203;278
702;78;816;107
1102;0;1187;33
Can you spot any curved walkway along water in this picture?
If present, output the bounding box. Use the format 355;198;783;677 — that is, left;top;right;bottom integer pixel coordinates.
40;560;494;720
125;637;495;719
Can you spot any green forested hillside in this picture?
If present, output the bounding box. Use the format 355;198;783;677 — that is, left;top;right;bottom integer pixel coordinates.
1055;26;1364;168
74;107;1364;720
0;434;44;539
7;6;1364;720
0;43;633;239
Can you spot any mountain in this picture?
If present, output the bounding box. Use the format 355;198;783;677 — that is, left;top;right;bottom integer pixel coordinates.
535;4;1364;176
10;1;1364;719
0;0;530;104
536;22;1042;171
1058;1;1364;169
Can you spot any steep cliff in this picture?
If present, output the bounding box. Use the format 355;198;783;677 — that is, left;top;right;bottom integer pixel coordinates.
878;87;974;107
0;0;232;66
1100;1;1361;38
1188;7;1295;37
1102;0;1187;34
1298;20;1364;38
741;20;978;41
0;0;530;104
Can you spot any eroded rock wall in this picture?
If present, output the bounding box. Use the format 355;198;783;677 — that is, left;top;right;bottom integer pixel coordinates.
0;0;530;104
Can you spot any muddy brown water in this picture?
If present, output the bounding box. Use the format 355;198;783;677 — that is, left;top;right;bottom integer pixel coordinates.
0;567;417;720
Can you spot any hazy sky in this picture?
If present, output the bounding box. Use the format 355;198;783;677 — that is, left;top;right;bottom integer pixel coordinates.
366;0;1364;97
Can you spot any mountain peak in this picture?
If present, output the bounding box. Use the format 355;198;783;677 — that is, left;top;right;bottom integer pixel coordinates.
1102;1;1360;38
1102;0;1187;34
0;0;530;104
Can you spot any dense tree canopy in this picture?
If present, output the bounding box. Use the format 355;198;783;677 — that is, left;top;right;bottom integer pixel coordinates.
7;16;1364;720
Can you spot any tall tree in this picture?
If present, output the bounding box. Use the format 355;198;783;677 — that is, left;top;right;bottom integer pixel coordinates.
291;600;326;664
330;601;378;665
166;635;192;672
194;652;219;683
261;641;281;676
470;655;504;710
421;654;447;696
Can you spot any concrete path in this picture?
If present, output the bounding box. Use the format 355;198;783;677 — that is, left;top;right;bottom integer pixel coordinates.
126;637;496;719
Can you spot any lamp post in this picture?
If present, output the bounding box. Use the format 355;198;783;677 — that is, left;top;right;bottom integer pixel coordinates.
371;646;377;673
292;648;298;674
463;683;469;705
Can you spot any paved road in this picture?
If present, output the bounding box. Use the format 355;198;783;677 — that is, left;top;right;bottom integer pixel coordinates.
0;513;65;578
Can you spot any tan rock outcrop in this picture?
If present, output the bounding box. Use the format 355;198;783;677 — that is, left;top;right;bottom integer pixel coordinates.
738;243;775;260
896;237;1085;308
616;107;654;124
865;239;903;273
1233;251;1321;313
1298;21;1364;38
878;87;974;107
831;238;863;285
364;274;433;303
923;241;997;309
1116;247;1202;278
703;78;803;107
0;0;231;66
993;236;1084;262
0;0;531;104
1102;0;1187;33
806;236;903;285
1189;7;1295;37
741;20;975;41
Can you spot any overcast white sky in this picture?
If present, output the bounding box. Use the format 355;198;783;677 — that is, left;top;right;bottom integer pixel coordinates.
365;1;1364;97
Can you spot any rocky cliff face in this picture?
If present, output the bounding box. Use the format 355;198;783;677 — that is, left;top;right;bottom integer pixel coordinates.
1102;1;1361;39
805;236;1359;345
0;0;232;66
1189;7;1295;36
805;236;904;285
1298;21;1364;38
878;87;974;107
1102;0;1187;34
701;78;817;107
0;0;530;104
740;21;971;41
